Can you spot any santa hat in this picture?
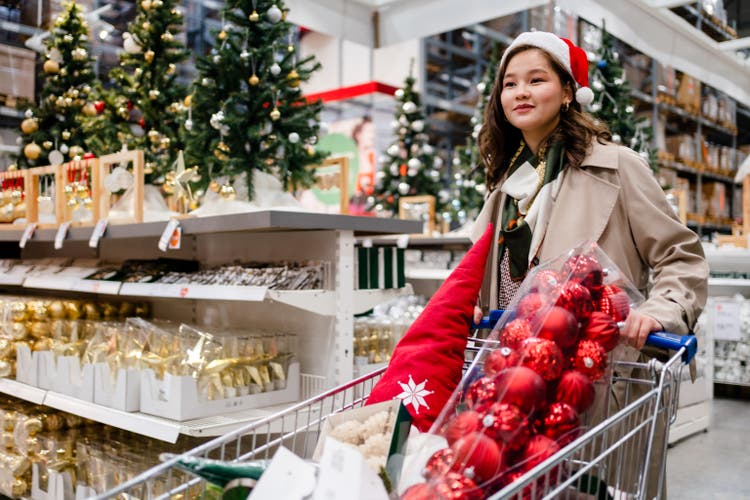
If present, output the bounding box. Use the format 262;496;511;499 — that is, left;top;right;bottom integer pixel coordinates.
499;31;594;106
366;224;494;431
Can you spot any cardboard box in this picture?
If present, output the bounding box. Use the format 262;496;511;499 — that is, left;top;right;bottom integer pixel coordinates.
312;399;412;487
0;44;35;101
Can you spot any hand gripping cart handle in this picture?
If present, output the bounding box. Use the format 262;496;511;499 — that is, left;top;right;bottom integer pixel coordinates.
473;309;698;364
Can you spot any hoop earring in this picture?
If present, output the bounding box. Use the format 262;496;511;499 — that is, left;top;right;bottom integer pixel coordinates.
561;102;570;112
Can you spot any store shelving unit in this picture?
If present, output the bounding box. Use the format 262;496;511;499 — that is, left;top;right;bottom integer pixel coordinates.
0;211;421;443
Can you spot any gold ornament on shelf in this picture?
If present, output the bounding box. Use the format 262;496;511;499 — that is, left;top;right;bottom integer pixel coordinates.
248;74;260;86
249;10;259;22
287;69;300;87
144;50;155;63
219;184;236;200
21;118;38;134
24;142;41;160
209;180;220;192
269;107;281;121
43;59;59;74
48;301;65;319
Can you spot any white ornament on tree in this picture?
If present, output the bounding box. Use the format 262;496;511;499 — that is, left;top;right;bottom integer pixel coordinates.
398;182;410;195
394;88;404;99
625;105;634;113
184;119;193;131
270;63;281;76
411;120;424;132
476;183;487;195
612;134;621;143
407;168;418;177
592;80;604;91
266;4;282;23
433;156;443;168
389;163;399;176
387;144;400;157
407;157;421;169
210;111;224;129
390;120;400;130
477;82;486;93
423;144;433;155
402;101;417;114
429;169;441;181
288;132;300;143
123;33;141;54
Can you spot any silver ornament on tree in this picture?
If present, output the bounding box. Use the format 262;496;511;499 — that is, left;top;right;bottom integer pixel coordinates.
185;118;193;131
429;169;441;181
477;82;486;93
394;88;404;99
407;157;421;170
266;4;282;23
411;120;424;132
398;182;410;195
270;63;281;76
612;134;622;143
402;101;417;114
592;80;604;91
389;163;399;176
210;111;225;129
387;144;400;157
433;156;443;168
423;144;434;155
625;105;634;113
288;132;300;143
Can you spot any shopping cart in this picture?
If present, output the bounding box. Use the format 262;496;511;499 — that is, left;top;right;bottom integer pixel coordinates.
93;313;696;500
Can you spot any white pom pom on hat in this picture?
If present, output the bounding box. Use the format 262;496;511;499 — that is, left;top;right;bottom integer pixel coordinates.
500;31;594;106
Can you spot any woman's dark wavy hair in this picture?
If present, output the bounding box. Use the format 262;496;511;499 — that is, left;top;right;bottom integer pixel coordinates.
478;45;611;191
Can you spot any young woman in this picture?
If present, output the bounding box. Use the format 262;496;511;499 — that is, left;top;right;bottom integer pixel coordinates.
470;31;708;497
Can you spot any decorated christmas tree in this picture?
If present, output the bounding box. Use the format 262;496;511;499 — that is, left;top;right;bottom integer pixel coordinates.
589;26;656;171
371;69;444;215
15;0;98;169
183;0;326;199
82;0;189;182
443;48;496;225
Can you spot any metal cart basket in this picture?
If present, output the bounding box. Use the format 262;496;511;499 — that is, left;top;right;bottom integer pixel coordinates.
95;330;696;500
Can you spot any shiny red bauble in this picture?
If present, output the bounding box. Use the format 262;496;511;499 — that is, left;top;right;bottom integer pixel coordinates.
583;311;620;352
465;376;498;411
563;254;603;296
519;337;564;382
555;370;596;413
94;100;105;114
481;402;531;451
484;347;520;376
534;306;579;349
599;285;630;322
443;411;482;446
423;448;456;480
538;402;580;446
531;269;562;296
520;434;561;472
556;281;595;322
494;366;547;414
516;293;547;321
573;340;608;381
451;432;504;484
500;319;533;349
435;472;484;500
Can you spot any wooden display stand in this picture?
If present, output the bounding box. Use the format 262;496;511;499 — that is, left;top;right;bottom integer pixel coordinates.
717;175;750;248
59;159;100;226
0;168;32;228
398;195;436;235
26;165;62;227
97;150;145;224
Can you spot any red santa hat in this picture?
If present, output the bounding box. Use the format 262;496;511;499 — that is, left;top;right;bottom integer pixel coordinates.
500;31;594;106
366;224;494;432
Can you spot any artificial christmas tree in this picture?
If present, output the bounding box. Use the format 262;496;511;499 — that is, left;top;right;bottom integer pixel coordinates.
16;0;98;169
183;0;326;200
371;69;444;216
589;26;656;171
82;0;189;182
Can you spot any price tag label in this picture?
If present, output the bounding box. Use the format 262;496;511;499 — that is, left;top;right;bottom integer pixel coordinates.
54;222;71;250
19;223;37;249
158;219;181;252
713;300;741;341
89;219;108;248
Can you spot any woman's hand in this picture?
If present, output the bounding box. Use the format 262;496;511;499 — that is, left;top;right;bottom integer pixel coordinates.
473;306;483;325
621;312;663;350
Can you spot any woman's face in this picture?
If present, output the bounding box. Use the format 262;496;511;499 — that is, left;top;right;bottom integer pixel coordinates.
500;48;570;142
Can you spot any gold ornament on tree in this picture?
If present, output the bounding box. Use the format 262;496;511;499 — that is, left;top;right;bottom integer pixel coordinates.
141;0;152;9
249;10;259;22
269;107;281;121
287;69;300;87
43;60;59;74
24;142;41;160
248;74;260;86
214;141;230;161
219;184;236;200
21;118;38;134
164;151;201;211
144;50;155;63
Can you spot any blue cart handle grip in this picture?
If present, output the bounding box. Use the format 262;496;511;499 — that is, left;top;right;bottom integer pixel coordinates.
473;310;697;365
646;331;697;364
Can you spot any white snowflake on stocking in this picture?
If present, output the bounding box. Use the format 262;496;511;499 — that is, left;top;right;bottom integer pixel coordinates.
395;375;433;414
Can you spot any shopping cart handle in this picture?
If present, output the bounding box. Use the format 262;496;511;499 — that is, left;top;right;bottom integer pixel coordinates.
472;309;505;330
645;332;697;364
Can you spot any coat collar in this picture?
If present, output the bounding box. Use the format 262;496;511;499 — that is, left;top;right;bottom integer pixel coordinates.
580;140;619;170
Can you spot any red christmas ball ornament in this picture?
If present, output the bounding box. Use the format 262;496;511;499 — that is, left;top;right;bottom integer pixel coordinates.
451;432;504;484
538;402;580;446
516;293;547;321
443;411;482;446
531;269;563;297
563;254;603;296
481;402;531;451
126;100;134;111
556;370;596;413
94;100;105;114
573;340;608;381
494;366;547;414
435;472;483;500
500;319;532;349
139;117;146;129
465;376;498;411
423;448;456;480
534;306;579;349
519;337;564;382
556;281;594;322
484;347;520;376
402;483;436;500
599;285;630;322
520;435;561;472
583;311;620;352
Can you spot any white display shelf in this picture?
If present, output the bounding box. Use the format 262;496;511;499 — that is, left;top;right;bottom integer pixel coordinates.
266;289;336;315
0;377;305;443
120;282;268;301
0;378;45;405
405;268;452;281
72;279;122;295
708;278;750;288
353;285;413;314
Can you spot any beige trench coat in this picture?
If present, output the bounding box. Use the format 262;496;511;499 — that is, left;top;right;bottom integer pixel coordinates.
470;140;708;340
